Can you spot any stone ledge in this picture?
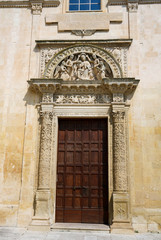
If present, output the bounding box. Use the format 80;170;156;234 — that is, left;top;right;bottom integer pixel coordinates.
0;0;60;8
51;223;110;233
36;39;133;47
108;0;161;5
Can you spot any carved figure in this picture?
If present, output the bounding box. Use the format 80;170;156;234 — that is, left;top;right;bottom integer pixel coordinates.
65;54;78;81
96;61;106;80
77;53;94;80
54;61;70;81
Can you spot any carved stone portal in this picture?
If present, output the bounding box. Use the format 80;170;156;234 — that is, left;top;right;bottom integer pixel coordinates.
28;44;139;231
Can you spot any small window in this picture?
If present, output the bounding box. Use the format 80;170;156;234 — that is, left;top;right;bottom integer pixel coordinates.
69;0;101;11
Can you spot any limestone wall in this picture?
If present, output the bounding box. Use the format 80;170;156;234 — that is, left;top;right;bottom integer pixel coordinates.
0;2;161;231
128;4;161;233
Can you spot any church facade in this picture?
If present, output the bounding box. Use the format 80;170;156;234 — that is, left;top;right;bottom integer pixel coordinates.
0;0;161;233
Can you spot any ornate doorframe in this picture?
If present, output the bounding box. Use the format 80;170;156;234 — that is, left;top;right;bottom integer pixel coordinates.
28;43;139;232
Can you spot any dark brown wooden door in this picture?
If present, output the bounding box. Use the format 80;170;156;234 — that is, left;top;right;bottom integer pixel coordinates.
56;119;108;224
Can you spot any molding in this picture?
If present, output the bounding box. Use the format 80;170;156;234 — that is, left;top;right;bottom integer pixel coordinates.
28;78;139;100
0;0;160;8
0;0;60;8
36;39;133;47
108;0;161;5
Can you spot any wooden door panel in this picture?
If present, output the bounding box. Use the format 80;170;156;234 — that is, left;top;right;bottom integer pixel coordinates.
64;210;82;223
56;118;108;224
82;210;100;223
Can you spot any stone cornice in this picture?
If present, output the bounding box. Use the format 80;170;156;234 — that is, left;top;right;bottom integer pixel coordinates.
0;0;60;8
0;0;160;8
103;78;139;94
109;0;161;5
28;78;139;98
36;39;133;47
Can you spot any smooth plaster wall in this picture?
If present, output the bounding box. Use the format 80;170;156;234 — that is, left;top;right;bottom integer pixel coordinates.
0;8;39;226
128;4;161;232
0;3;161;230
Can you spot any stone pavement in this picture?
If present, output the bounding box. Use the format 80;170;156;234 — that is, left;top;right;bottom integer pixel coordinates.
0;228;161;240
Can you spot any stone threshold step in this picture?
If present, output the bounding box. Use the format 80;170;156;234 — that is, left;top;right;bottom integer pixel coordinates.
51;223;110;232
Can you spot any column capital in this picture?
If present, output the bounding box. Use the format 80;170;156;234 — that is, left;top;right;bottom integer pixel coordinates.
30;0;44;15
40;110;54;120
112;110;125;123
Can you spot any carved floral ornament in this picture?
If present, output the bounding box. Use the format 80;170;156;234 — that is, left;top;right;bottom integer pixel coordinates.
44;45;123;80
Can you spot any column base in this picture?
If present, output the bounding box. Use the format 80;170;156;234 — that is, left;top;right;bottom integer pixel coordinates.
111;222;134;234
30;189;51;231
29;216;50;231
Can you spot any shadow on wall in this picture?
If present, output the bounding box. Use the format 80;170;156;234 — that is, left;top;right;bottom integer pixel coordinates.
23;87;41;107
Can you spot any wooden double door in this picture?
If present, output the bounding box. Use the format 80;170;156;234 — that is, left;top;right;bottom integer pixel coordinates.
56;118;108;224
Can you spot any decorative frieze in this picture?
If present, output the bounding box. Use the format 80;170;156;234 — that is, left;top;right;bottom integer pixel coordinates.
113;93;124;102
42;93;53;103
53;94;111;104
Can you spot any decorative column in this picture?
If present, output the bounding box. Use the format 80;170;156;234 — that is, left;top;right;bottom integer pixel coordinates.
112;108;131;230
107;81;134;233
113;110;127;192
32;92;54;227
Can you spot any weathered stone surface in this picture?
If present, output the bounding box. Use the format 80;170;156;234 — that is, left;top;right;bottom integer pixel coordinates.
0;0;161;233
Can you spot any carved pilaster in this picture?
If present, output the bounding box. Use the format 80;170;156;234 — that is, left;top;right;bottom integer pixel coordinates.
112;110;127;192
111;107;132;232
31;109;53;225
38;111;53;189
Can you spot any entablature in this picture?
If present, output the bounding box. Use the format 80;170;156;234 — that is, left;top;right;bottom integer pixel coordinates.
28;78;139;104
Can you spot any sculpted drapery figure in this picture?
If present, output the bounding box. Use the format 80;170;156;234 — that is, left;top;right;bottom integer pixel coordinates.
53;52;113;81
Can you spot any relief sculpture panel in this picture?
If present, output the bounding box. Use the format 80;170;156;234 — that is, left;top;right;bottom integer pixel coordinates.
53;53;113;81
43;45;123;79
